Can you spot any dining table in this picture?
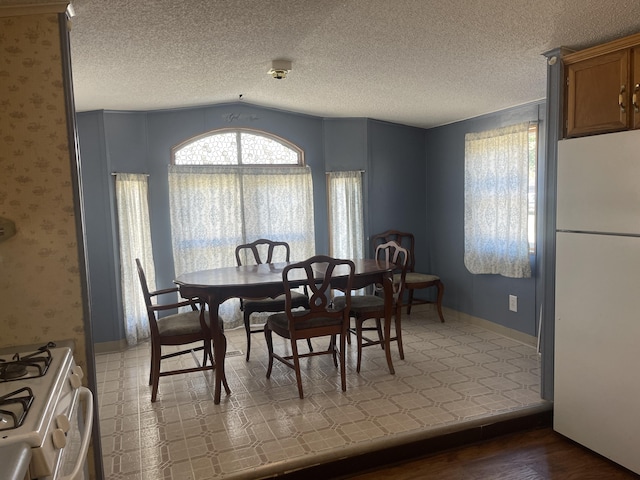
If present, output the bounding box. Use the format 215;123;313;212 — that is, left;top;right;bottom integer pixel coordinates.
174;258;396;404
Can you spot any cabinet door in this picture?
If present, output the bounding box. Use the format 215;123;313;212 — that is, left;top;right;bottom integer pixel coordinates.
633;47;640;129
565;49;630;137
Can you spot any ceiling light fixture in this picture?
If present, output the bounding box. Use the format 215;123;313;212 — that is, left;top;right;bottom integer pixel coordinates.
268;59;292;79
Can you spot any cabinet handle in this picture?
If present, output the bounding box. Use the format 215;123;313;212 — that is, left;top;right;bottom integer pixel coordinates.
619;85;626;113
633;83;640;113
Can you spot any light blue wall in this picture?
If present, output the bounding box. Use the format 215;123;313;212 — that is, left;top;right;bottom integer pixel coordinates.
323;118;368;172
77;101;544;346
322;118;428;259
425;102;545;336
77;112;118;343
78;104;429;344
77;111;149;343
367;120;428;263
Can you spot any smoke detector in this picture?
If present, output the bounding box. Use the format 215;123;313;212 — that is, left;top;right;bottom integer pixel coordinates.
268;59;292;79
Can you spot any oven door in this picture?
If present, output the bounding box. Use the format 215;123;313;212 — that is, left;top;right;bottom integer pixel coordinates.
50;386;93;480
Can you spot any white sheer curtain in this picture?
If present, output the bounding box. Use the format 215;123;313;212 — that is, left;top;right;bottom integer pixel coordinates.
115;173;153;345
464;122;532;278
168;164;316;328
327;171;364;260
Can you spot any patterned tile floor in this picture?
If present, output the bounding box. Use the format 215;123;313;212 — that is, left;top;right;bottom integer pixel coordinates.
95;308;547;479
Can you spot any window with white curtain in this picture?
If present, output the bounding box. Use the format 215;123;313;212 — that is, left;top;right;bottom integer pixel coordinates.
464;122;537;278
115;173;153;345
169;129;315;328
327;171;364;260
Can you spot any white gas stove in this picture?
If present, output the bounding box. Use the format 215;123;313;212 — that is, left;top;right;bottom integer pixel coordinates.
0;343;93;480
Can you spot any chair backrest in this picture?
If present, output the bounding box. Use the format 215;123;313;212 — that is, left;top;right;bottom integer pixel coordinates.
135;258;197;329
281;255;355;333
374;240;409;303
235;239;291;266
135;258;153;309
371;230;416;273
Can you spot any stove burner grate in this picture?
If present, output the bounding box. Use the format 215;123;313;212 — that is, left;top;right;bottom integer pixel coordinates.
0;342;54;383
0;386;34;431
0;363;28;380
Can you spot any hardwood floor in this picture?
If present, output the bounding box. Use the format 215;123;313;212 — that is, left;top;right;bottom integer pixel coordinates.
347;427;639;480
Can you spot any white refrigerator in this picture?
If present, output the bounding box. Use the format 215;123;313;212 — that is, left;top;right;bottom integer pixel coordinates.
555;129;640;475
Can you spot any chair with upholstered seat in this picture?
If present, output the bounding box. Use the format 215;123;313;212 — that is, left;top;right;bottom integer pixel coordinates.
235;239;311;361
135;258;229;402
371;230;445;322
334;240;409;373
264;255;355;399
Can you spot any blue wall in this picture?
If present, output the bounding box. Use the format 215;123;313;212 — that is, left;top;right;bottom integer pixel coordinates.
78;104;429;343
77;101;544;345
425;102;545;336
367;120;429;263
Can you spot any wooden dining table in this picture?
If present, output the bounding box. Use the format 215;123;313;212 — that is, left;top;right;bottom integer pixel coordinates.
174;258;396;404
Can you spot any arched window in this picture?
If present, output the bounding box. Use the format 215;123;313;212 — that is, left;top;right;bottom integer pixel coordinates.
172;128;303;166
168;129;315;328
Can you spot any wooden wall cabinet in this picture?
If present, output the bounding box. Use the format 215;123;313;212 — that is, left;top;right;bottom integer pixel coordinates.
564;32;640;138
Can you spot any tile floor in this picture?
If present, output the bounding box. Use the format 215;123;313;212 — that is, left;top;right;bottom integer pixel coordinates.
95;308;547;479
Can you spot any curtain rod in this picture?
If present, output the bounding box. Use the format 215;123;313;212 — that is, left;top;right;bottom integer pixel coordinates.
112;171;365;175
111;172;150;176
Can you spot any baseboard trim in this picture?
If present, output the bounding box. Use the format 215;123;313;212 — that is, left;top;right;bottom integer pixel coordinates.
92;307;536;354
452;308;537;347
94;339;128;354
410;304;537;347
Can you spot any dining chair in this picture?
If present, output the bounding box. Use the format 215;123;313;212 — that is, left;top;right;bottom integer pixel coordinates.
264;255;355;399
334;240;409;373
235;239;311;361
135;258;229;402
371;230;445;322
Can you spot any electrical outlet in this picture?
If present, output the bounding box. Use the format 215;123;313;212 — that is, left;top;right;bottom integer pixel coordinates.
509;295;518;312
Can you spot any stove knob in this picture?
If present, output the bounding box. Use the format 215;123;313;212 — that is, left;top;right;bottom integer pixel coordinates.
56;414;70;433
52;428;67;449
69;372;82;389
72;365;84;379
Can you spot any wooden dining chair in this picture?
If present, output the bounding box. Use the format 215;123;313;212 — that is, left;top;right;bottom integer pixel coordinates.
235;239;311;361
371;230;445;322
135;258;229;402
264;255;355;399
334;240;409;373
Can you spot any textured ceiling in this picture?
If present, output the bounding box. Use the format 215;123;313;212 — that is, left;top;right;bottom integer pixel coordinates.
64;0;640;128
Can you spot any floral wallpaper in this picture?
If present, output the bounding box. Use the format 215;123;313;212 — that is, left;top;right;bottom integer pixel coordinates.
0;8;99;479
0;12;88;373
